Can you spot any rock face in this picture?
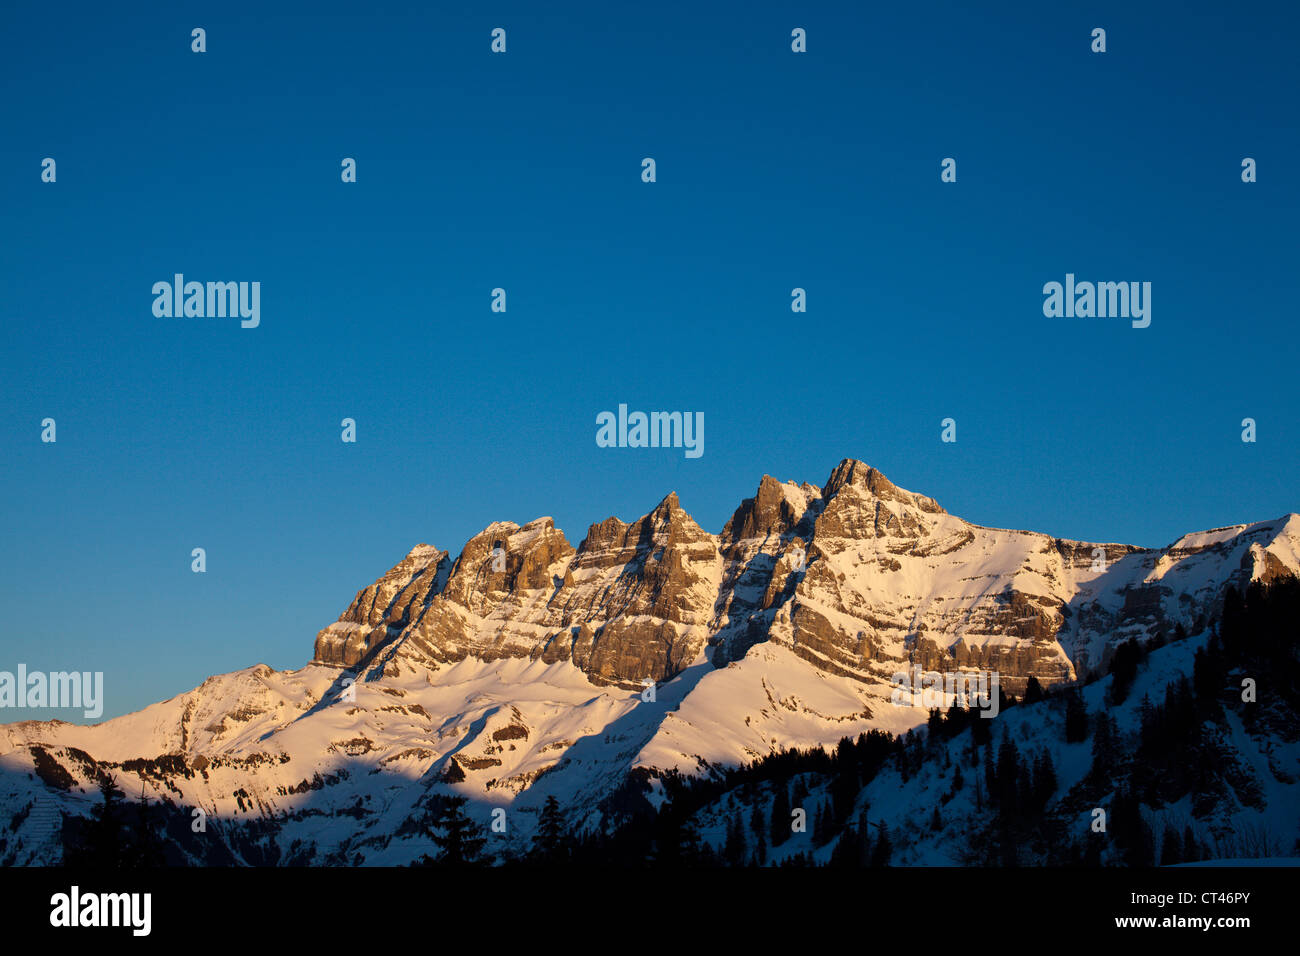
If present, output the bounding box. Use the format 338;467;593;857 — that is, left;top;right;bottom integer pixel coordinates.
382;498;721;689
312;544;450;667
312;459;1300;695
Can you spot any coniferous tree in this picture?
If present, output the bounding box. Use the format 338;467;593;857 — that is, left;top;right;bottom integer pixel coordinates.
983;743;997;804
1193;645;1225;711
530;795;567;863
1064;687;1089;743
1134;818;1156;868
999;820;1019;867
1023;676;1045;704
791;776;809;813
770;782;792;847
67;779;159;869
679;822;703;866
1016;756;1035;818
723;813;747;864
971;705;993;746
996;731;1020;813
1090;710;1115;780
648;812;685;867
828;826;860;867
869;823;892;866
1221;587;1244;657
1083;832;1103;867
125;790;165;868
1138;693;1156;750
425;795;486;866
76;775;125;868
1160;824;1182;866
857;811;872;864
830;762;858;825
998;685;1015;715
812;801;828;846
1032;750;1058;813
1109;639;1142;704
1112;787;1153;867
944;703;969;739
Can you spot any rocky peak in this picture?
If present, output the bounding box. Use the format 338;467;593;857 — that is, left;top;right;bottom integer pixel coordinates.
821;459;945;515
313;544;451;667
721;474;806;549
440;519;575;615
575;492;705;562
810;460;947;543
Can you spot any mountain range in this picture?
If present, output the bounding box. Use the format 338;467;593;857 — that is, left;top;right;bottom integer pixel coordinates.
3;459;1297;865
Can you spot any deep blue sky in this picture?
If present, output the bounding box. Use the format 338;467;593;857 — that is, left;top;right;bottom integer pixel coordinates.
2;1;1297;720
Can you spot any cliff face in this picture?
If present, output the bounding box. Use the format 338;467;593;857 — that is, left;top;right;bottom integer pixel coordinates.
312;543;451;667
311;459;1300;695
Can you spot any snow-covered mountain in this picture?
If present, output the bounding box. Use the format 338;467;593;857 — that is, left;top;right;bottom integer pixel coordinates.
686;623;1300;867
2;459;1296;865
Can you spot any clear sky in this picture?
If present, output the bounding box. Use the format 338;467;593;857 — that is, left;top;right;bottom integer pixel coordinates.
2;0;1297;721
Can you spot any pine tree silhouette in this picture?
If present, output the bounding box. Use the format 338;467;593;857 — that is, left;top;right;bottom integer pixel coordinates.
1089;710;1116;780
996;730;1020;813
530;795;567;864
78;775;126;868
723;813;747;864
425;795;486;866
983;742;997;803
1064;687;1089;743
1023;676;1045;704
125;784;166;868
869;823;892;866
770;782;792;847
1033;750;1058;812
1160;824;1182;865
1109;639;1142;705
927;707;944;737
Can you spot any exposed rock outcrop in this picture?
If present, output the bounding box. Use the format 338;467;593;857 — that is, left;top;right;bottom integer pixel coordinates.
311;460;1300;695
